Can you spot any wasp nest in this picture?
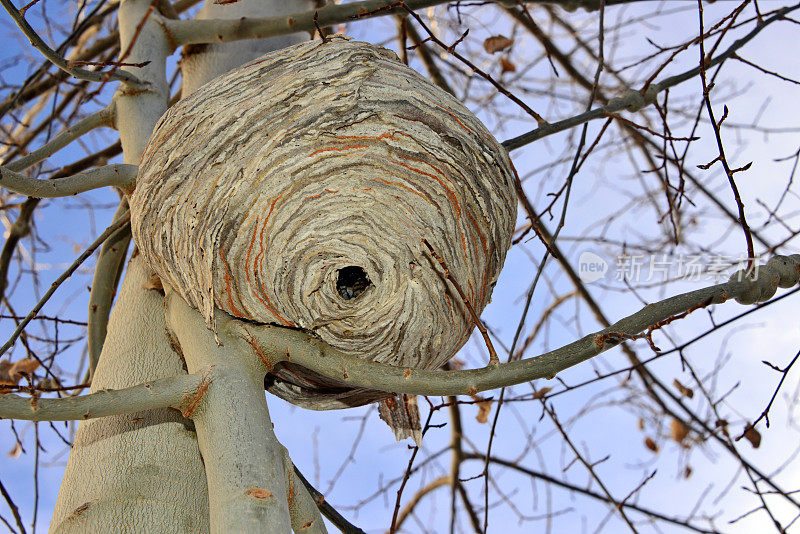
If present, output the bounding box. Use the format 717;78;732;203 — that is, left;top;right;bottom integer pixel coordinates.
130;37;517;411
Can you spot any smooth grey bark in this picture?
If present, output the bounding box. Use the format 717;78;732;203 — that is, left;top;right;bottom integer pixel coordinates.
180;0;313;96
49;256;209;533
0;369;207;421
165;290;328;533
50;1;209;532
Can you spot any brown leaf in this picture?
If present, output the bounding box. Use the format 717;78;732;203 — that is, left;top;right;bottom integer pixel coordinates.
531;387;552;400
0;361;13;387
670;418;689;444
7;442;21;459
672;379;694;398
471;394;492;424
483;35;513;54
644;436;659;453
715;419;730;437
684;465;692;479
743;424;761;449
14;359;39;375
500;57;516;73
0;358;39;388
637;418;645;431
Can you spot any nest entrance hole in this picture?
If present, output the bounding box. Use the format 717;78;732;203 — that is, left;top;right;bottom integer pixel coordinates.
337;266;371;300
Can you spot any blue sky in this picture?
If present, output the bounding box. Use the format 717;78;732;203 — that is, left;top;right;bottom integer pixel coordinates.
1;1;800;532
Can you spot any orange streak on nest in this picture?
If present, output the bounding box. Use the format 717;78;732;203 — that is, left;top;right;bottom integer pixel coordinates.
390;158;461;217
251;197;294;327
308;144;368;157
300;188;339;206
246;217;259;290
466;207;490;304
334;131;412;141
244;56;272;68
443;293;456;324
373;177;428;202
218;247;244;317
422;96;474;136
465;208;488;257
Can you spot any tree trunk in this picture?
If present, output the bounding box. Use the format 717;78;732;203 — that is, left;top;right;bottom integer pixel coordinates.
50;255;209;533
51;1;314;532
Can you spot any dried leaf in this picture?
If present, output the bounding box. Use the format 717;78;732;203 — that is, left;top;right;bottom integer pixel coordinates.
0;358;39;388
472;394;493;424
670;418;689;444
715;419;730;437
637;418;645;431
7;442;21;459
483;35;513;54
743;424;761;449
14;359;39;375
500;57;516;73
684;465;692;479
0;361;13;386
644;436;659;453
532;387;552;400
37;378;56;390
672;378;694;398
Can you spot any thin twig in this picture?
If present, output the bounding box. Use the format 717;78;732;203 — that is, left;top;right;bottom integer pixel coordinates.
0;0;143;86
422;238;498;365
0;211;131;357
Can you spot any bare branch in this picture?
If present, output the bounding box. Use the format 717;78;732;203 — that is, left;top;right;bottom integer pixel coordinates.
87;200;132;376
5;104;116;173
503;2;800;151
0;163;137;198
0;211;131;357
183;254;800;397
0;370;209;421
0;0;144;86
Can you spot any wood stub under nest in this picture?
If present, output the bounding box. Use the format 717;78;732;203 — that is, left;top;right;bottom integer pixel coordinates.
129;37;517;413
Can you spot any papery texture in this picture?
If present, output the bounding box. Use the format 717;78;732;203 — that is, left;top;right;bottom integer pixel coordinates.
130;37;517;410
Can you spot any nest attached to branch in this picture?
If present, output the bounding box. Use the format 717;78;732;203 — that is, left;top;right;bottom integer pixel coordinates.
130;37;517;436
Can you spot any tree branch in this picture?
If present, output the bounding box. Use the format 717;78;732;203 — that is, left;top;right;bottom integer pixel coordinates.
165;289;301;533
179;254;800;398
165;0;449;47
0;0;144;86
5;104;116;173
0;163;137;198
0;370;208;421
0;211;131;357
87;199;132;376
502;2;800;151
165;0;608;49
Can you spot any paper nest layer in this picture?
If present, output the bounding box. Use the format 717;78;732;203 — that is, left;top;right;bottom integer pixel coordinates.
130;37;517;411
